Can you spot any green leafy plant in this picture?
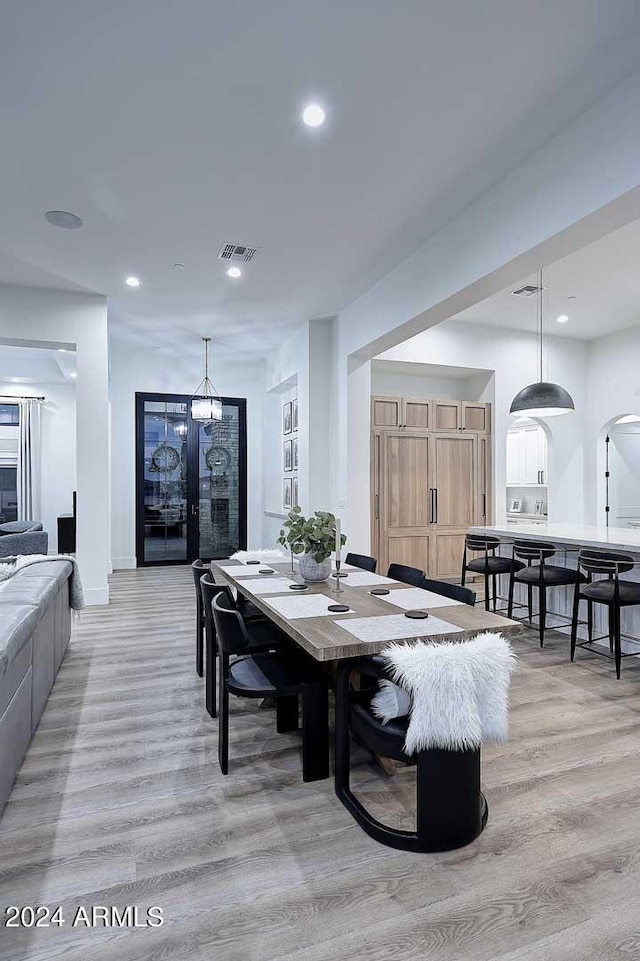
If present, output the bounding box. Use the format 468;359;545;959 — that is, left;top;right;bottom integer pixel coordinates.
278;507;347;563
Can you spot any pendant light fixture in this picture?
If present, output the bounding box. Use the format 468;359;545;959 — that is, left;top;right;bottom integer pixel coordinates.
191;336;223;422
510;268;575;418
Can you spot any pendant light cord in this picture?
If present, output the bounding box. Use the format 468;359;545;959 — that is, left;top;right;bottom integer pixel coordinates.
538;267;544;383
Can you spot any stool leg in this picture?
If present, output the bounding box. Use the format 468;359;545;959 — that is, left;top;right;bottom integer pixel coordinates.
608;606;614;653
492;573;497;613
507;573;515;619
483;571;490;612
276;695;299;732
587;601;593;644
570;585;581;662
527;585;533;625
614;605;622;679
538;587;546;648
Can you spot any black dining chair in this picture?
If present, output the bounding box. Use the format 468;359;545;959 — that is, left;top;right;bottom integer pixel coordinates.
212;591;330;781
191;559;208;677
508;540;584;648
461;534;524;612
420;577;476;607
200;574;282;718
345;552;377;573
387;563;424;587
571;550;640;679
335;656;487;852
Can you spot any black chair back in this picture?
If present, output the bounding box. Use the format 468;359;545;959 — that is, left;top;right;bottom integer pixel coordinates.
464;534;501;554
345;552;377;573
421;577;476;607
388;563;424;587
578;549;635;577
513;539;557;563
212;590;252;654
191;559;207;600
200;573;232;635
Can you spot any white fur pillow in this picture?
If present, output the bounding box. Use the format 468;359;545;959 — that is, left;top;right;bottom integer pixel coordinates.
371;680;412;723
381;632;516;754
230;549;288;563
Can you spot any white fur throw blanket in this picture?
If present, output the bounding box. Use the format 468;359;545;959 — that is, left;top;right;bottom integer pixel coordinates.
0;554;85;610
230;549;288;563
372;632;516;754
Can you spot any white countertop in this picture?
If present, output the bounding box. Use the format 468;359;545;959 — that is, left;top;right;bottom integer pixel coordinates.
469;522;640;554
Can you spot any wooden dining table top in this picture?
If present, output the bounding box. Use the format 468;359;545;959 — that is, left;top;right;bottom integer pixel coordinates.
210;560;524;662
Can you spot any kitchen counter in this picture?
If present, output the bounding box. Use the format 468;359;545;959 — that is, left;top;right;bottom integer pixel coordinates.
469;522;640;555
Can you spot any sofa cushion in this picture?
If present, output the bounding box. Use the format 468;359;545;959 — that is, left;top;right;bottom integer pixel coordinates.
0;576;60;620
0;604;38;679
0;522;42;534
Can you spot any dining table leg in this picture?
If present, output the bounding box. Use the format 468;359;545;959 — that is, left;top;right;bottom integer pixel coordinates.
301;679;330;782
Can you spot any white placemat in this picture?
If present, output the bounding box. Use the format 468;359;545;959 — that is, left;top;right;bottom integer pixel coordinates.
335;613;463;643
245;577;295;595
216;564;275;578
336;571;395;587
264;593;355;619
376;587;461;610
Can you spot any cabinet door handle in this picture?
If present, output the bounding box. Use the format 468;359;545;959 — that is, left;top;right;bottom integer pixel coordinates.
433;487;438;525
429;488;434;524
482;493;486;517
375;494;380;519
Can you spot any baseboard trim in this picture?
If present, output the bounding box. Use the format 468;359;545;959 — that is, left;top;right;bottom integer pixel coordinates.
84;586;110;606
112;556;137;570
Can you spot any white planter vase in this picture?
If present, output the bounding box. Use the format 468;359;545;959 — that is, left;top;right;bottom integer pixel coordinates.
298;552;331;583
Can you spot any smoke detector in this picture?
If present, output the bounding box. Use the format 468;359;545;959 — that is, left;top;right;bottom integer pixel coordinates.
512;284;544;297
217;243;257;264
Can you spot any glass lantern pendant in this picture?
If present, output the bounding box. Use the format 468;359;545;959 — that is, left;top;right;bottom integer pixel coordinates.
191;336;223;422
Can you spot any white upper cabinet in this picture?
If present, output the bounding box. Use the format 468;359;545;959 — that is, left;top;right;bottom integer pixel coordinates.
507;422;547;485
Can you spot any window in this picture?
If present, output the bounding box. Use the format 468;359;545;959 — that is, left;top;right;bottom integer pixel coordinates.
0;403;19;425
0;466;17;523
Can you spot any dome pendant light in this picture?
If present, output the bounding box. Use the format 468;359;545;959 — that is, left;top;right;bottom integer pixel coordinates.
510;268;575;418
191;337;223;422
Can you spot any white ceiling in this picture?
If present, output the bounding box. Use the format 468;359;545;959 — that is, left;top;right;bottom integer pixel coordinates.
0;346;76;387
1;1;640;359
450;217;640;340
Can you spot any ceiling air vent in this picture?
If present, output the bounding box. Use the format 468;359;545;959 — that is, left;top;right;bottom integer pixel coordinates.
217;243;257;264
512;284;544;297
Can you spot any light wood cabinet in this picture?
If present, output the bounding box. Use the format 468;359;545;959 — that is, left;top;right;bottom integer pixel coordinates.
371;396;492;579
462;402;490;433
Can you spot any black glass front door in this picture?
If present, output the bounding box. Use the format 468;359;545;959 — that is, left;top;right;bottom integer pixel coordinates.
135;393;247;565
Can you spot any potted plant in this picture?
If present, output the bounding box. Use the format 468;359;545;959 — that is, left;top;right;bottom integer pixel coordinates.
278;507;346;582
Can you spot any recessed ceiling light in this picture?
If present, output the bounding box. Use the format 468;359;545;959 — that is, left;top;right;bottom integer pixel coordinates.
302;104;325;127
173;263;184;270
125;276;140;287
226;266;242;279
70;371;77;379
44;210;83;229
556;314;569;324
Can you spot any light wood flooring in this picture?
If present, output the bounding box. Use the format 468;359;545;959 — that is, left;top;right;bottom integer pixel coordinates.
2;565;640;960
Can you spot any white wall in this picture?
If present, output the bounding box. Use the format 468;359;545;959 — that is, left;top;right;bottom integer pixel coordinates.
0;286;109;604
109;346;266;569
0;382;76;550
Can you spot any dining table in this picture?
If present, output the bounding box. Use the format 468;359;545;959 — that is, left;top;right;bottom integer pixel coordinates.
209;559;523;781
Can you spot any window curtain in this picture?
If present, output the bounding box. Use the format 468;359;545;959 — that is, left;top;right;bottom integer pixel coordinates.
17;398;41;521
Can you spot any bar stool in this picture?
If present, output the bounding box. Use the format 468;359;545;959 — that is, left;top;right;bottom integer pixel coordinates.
461;534;524;612
507;540;583;647
570;550;640;679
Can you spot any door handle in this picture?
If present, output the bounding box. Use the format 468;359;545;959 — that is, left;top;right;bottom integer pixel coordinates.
429;488;434;524
482;493;486;517
433;487;438;525
191;503;199;516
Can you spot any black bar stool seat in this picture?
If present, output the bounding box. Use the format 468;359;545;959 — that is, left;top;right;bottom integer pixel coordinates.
466;555;524;576
514;564;583;587
582;579;640;605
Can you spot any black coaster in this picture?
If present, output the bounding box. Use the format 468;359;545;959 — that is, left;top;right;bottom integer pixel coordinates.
328;604;350;613
370;588;390;596
259;568;275;574
404;610;430;619
246;560;260;565
289;583;308;591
